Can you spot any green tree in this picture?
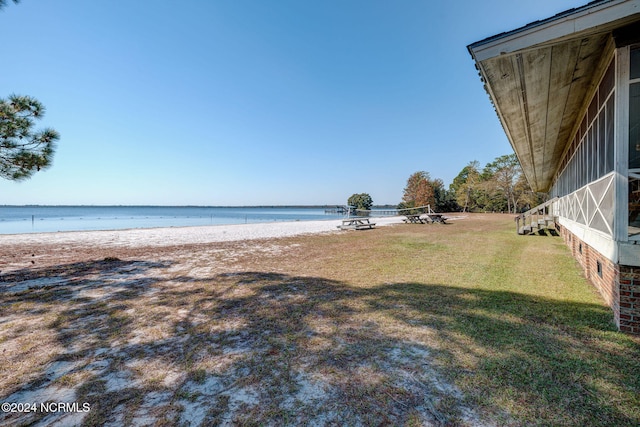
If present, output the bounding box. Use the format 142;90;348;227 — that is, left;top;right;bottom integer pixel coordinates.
431;178;458;212
347;193;373;212
448;155;539;213
1;95;59;180
513;173;545;212
452;161;481;212
482;154;521;214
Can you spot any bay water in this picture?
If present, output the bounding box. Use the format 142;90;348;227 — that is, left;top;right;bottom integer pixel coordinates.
0;206;350;234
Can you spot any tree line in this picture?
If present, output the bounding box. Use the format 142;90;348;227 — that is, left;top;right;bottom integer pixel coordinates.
349;154;546;214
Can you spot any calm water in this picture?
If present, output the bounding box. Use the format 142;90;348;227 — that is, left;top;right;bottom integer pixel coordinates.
0;206;350;234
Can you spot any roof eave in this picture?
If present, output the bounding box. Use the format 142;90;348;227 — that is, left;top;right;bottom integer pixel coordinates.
468;0;639;62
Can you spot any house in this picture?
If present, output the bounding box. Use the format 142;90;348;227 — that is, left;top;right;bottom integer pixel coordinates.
468;0;640;334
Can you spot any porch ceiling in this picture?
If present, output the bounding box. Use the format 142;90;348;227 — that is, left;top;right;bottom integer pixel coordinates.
468;0;640;192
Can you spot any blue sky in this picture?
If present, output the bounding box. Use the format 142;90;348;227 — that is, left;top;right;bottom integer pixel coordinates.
0;0;590;206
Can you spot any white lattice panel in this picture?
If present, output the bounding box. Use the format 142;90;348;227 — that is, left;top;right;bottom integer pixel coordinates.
555;174;614;236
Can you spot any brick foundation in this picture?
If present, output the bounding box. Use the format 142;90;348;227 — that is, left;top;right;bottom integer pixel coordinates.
558;225;639;334
619;266;640;334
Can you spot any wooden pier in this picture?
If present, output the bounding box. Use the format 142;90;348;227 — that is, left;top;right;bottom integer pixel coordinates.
325;207;347;214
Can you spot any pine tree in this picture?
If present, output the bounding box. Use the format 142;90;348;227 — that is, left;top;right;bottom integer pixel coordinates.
0;0;19;10
1;1;59;181
0;95;60;180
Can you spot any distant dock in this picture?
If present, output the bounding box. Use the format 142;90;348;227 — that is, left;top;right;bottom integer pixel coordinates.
324;207;348;214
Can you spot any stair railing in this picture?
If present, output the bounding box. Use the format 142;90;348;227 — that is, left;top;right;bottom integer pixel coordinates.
515;197;559;234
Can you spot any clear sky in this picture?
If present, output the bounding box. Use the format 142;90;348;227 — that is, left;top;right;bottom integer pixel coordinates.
0;0;591;206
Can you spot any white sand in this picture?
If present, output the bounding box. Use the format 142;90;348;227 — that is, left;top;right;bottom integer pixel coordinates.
0;216;405;248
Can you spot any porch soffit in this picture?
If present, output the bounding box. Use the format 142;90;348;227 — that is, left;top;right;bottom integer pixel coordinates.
468;0;640;192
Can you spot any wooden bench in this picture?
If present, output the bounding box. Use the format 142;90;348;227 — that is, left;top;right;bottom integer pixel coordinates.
338;218;376;230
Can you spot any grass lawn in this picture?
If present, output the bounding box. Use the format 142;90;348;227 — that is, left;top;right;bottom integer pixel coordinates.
1;214;639;426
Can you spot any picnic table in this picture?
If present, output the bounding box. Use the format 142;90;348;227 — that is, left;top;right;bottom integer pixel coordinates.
426;214;447;223
403;213;447;224
403;214;427;224
338;217;376;230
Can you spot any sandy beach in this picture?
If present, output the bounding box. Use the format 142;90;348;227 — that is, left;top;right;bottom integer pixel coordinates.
0;216;405;250
0;216;408;276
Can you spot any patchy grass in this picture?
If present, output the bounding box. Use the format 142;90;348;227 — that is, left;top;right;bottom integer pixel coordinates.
0;214;639;426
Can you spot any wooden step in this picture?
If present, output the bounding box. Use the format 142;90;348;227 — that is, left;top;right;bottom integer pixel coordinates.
519;225;533;235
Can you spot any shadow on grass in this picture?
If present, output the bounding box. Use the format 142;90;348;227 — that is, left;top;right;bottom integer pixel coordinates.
373;282;640;426
1;265;639;426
